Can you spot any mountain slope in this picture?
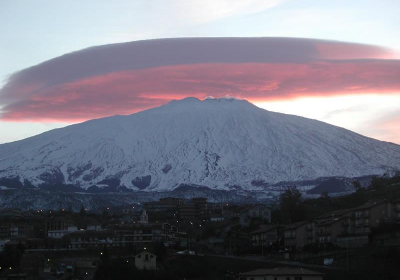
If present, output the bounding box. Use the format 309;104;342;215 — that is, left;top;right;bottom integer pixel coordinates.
0;97;399;191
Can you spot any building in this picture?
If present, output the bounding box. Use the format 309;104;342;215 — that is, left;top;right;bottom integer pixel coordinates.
134;251;156;270
69;222;177;249
179;204;197;220
0;224;34;239
251;225;278;247
209;203;229;211
316;217;351;245
160;197;185;204
192;197;207;210
237;267;324;280
314;209;353;224
393;197;400;222
351;200;392;235
0;239;10;252
48;226;78;238
0;208;24;218
293;200;394;248
67;230;116;249
75;260;98;279
210;214;225;222
87;225;103;231
139;210;148;224
284;221;315;249
45;217;74;234
144;197;185;212
239;205;272;227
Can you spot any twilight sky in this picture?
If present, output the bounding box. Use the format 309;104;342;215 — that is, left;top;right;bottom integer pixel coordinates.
0;0;400;144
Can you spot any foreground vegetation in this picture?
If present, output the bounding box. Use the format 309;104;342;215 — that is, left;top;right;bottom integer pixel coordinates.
274;172;400;224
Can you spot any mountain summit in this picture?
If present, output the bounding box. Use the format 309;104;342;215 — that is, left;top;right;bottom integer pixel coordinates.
0;97;399;191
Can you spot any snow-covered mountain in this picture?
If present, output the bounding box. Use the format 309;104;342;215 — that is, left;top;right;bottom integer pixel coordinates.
0;97;399;192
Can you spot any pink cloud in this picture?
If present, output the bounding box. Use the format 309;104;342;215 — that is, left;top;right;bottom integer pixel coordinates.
1;61;399;122
0;37;399;123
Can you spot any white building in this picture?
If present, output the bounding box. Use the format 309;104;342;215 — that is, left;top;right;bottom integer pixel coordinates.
134;251;156;270
139;210;148;224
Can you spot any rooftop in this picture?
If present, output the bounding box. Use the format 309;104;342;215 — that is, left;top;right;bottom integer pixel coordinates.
238;267;324;276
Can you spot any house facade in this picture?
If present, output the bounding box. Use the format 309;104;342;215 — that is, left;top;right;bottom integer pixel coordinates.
135;251;156;270
284;221;315;249
251;225;278;247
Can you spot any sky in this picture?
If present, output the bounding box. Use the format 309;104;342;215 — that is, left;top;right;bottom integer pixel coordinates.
0;0;399;144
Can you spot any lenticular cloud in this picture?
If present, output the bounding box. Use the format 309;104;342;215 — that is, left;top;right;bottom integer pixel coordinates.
0;37;399;122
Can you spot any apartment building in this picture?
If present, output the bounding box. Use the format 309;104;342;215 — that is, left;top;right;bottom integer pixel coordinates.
393;197;400;222
251;225;278;247
284;221;315;249
352;200;392;235
316;217;352;245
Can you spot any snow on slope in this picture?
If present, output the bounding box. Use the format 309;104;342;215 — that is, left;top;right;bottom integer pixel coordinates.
0;97;399;191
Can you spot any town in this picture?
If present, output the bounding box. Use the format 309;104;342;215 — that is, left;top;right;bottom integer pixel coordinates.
1;174;400;280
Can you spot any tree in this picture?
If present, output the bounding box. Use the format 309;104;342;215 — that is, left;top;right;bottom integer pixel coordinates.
369;176;386;190
320;191;330;198
80;205;86;216
279;187;306;224
352;180;362;192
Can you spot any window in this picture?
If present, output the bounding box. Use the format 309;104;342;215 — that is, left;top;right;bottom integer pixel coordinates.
145;254;149;261
287;277;291;280
137;254;141;258
294;277;302;280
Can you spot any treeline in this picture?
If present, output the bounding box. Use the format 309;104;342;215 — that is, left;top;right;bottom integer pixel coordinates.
273;172;400;224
